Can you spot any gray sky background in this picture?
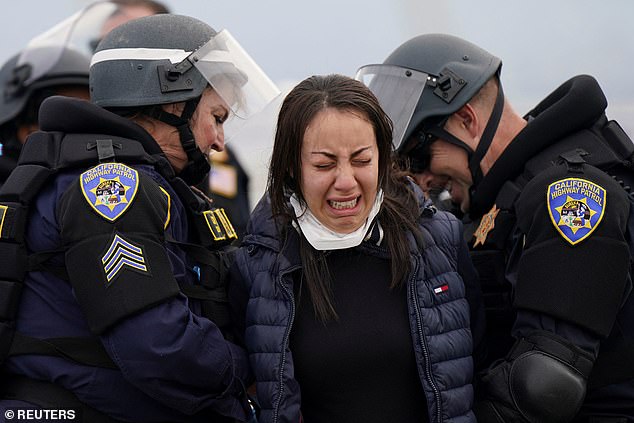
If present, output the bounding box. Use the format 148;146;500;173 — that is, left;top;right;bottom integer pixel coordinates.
2;0;633;206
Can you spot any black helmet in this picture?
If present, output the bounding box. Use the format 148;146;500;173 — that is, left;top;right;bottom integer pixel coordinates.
90;13;279;184
0;46;90;129
90;14;214;108
90;14;279;120
356;33;501;153
0;1;126;130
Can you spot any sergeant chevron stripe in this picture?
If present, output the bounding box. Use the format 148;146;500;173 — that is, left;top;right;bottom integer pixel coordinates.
102;234;148;283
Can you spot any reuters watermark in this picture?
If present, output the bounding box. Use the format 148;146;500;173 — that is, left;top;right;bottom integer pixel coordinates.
4;409;77;421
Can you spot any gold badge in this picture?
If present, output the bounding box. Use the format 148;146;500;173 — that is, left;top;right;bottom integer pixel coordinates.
473;204;499;247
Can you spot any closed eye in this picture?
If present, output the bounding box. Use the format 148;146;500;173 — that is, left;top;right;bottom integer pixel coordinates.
315;162;335;169
353;159;372;165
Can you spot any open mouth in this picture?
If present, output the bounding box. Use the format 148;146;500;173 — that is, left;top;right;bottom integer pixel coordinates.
328;197;359;210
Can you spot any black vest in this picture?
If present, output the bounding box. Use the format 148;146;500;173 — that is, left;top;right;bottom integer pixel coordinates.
469;116;634;389
0;130;237;371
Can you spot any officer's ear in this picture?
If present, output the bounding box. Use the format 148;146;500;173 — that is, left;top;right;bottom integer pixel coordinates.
453;103;480;141
163;101;184;117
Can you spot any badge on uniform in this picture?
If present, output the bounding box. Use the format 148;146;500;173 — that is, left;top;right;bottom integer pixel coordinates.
80;163;139;222
547;177;606;245
473;204;499;247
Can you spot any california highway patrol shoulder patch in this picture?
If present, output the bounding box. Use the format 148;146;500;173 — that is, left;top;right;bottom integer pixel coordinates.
547;177;606;245
80;163;139;222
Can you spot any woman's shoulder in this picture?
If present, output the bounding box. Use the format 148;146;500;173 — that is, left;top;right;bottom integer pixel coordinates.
418;206;464;248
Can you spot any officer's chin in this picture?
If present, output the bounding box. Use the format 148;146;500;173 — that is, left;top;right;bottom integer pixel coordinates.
449;191;469;216
459;199;470;215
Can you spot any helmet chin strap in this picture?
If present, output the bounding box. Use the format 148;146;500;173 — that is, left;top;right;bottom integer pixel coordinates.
424;81;505;206
146;96;210;185
468;82;504;187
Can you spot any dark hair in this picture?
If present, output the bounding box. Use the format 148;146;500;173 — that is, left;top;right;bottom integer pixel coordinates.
268;74;421;321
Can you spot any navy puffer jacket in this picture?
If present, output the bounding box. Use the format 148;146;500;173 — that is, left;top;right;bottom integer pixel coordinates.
229;188;477;423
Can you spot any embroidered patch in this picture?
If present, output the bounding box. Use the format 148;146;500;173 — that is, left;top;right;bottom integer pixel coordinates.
102;234;148;283
80;163;139;222
203;208;238;241
547;177;606;245
473;204;500;247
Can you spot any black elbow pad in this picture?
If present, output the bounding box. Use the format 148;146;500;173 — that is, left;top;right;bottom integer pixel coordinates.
478;331;593;423
59;165;180;334
510;348;586;421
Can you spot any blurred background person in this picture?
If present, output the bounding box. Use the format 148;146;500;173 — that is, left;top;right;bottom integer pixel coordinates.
0;0;169;188
99;0;169;37
198;147;252;240
0;44;90;186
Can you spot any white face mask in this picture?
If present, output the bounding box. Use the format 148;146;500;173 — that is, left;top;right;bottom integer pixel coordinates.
290;190;384;251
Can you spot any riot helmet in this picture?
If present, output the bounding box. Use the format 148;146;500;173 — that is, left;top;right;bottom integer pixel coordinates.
91;14;279;121
0;49;90;130
90;13;280;184
0;1;126;144
356;34;503;187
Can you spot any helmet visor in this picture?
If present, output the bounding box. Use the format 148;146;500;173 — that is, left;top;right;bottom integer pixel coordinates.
192;30;280;120
17;2;118;86
355;64;429;152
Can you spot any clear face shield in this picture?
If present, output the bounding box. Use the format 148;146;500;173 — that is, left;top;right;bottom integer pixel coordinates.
355;64;430;152
356;65;458;212
16;2;119;86
192;30;280;122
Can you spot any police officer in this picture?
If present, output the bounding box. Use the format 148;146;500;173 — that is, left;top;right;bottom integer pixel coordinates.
0;47;90;186
357;34;634;422
0;0;169;188
0;10;279;423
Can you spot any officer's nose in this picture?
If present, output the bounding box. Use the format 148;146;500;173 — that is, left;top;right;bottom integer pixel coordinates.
207;120;225;154
413;170;437;194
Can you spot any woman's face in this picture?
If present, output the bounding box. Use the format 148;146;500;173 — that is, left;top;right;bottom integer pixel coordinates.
300;108;379;234
160;87;230;172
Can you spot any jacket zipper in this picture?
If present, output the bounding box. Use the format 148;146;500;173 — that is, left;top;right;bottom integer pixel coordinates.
273;266;300;423
409;256;443;422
